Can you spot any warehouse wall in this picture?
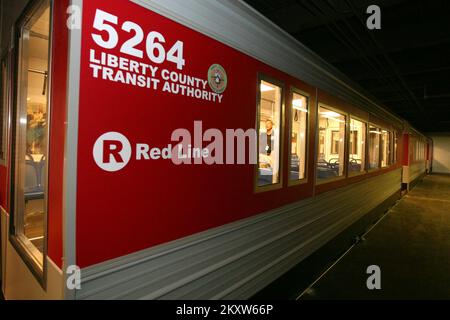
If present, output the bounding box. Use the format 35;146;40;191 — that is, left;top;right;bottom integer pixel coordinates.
431;134;450;174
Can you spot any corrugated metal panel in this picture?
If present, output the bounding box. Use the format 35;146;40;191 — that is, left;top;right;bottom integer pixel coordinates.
130;0;404;127
76;169;401;300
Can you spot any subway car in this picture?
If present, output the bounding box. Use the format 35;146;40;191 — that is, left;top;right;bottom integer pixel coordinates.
0;0;431;299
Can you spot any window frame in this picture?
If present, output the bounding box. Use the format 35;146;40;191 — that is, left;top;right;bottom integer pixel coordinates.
330;130;341;155
287;86;309;186
315;103;348;185
348;116;368;177
380;129;391;168
8;0;53;287
0;52;11;166
254;73;285;193
349;130;358;155
392;130;398;165
368;124;382;171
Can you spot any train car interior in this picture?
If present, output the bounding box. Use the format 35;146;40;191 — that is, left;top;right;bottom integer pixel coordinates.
11;1;50;270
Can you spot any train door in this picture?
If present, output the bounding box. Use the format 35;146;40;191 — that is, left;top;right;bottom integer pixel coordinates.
8;0;51;285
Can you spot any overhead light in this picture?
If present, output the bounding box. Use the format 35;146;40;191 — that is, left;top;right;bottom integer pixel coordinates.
320;110;345;123
20;118;27;125
293;99;303;107
370;130;382;134
321;114;345;123
320;111;341;117
260;83;275;92
27;97;31;102
294;106;308;113
293;99;308;112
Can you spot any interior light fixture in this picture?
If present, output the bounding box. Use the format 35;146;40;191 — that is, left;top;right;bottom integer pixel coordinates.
293;99;308;112
321;114;345;123
320;111;341;118
260;83;275;92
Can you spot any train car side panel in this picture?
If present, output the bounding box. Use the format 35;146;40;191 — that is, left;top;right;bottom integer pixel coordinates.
76;0;317;268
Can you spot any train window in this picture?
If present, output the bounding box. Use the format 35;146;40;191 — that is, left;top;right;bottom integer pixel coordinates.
423;141;426;160
393;131;398;164
420;141;425;160
409;136;415;162
418;141;420;161
415;139;419;161
414;140;417;161
424;141;426;160
369;126;380;170
256;78;283;188
419;140;422;161
421;141;424;160
420;140;424;160
11;0;51;273
420;140;422;160
380;130;391;167
317;106;346;182
419;141;422;160
331;131;340;154
349;118;366;175
422;141;424;160
289;91;308;182
0;57;8;162
422;141;425;160
419;140;422;160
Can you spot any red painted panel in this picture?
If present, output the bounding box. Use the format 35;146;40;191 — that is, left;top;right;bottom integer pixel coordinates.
76;0;316;267
47;0;69;269
402;134;409;166
0;51;13;212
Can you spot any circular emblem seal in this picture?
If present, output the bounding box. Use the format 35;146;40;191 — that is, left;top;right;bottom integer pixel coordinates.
208;64;228;94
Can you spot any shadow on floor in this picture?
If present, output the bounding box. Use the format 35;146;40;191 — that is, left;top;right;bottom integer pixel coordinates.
300;174;450;300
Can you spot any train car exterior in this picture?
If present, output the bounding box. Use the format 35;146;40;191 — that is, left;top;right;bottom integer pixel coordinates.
0;0;430;299
402;128;428;191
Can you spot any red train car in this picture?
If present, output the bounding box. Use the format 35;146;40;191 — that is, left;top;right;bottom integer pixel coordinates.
0;0;431;299
402;128;429;191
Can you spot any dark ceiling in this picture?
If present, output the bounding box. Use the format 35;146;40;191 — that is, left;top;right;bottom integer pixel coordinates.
243;0;450;133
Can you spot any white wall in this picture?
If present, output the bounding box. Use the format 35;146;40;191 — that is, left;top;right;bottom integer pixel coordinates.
431;135;450;174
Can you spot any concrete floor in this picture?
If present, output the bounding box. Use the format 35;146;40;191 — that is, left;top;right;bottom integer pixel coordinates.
300;174;450;300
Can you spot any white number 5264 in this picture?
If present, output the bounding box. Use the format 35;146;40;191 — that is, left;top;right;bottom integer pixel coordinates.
91;9;185;70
